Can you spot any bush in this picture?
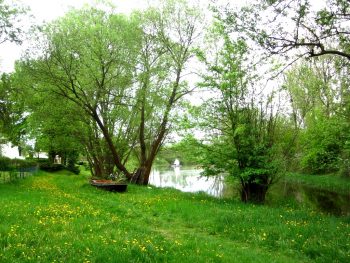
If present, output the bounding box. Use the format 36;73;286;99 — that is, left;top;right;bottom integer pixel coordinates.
301;147;339;174
34;158;50;164
67;165;80;175
0;157;13;171
15;159;37;169
0;157;38;171
39;162;65;172
339;159;350;178
38;161;79;174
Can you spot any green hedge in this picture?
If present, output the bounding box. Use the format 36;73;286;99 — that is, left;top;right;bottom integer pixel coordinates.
0;157;37;171
39;162;65;172
38;162;80;174
0;157;80;174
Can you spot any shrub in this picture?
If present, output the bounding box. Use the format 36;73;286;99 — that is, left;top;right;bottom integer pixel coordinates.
301;147;339;174
39;162;65;172
14;159;37;169
67;165;80;175
66;151;80;174
0;157;38;171
0;157;13;171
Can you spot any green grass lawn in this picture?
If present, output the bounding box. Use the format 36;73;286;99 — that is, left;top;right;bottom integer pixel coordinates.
0;170;349;263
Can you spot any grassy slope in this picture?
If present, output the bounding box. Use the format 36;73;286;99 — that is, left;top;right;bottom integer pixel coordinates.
0;170;349;263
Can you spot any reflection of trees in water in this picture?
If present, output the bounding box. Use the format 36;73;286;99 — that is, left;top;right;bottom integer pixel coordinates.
206;175;224;197
149;168;231;198
150;170;350;214
283;183;350;216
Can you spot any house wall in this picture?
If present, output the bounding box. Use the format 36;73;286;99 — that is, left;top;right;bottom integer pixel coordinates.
0;142;25;159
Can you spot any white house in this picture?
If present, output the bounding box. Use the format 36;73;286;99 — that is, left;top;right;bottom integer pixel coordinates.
0;142;25;159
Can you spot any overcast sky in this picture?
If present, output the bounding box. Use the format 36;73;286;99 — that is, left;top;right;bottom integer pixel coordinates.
0;0;154;72
0;0;326;73
1;0;243;72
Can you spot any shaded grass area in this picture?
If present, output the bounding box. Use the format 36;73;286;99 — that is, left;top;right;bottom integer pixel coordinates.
284;173;350;194
0;170;349;263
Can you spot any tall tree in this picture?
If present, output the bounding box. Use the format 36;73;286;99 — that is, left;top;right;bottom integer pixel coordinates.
283;58;348;174
0;0;27;145
21;1;202;183
221;0;350;68
0;73;26;145
23;7;141;179
131;0;202;184
198;21;285;203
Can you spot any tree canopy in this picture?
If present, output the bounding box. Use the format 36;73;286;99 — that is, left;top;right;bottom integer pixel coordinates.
220;0;350;68
2;0;350;203
0;0;26;45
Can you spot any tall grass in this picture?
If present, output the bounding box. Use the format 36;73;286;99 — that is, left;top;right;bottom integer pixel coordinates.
0;170;349;262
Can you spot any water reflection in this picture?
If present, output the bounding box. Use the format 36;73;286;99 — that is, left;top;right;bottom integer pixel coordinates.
149;167;230;198
150;167;350;216
281;183;350;216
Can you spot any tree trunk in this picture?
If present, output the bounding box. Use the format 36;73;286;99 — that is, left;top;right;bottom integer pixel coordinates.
91;156;103;178
240;182;268;203
48;150;56;164
131;167;146;185
240;175;270;203
131;160;154;185
91;109;131;179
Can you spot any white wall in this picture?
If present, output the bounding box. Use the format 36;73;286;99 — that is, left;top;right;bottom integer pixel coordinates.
0;142;25;159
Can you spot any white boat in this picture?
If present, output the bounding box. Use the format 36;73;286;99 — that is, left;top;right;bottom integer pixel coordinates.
172;159;181;167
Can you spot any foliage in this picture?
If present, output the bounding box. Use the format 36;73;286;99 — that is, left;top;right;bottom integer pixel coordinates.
21;5;142;179
19;1;202;185
66;151;80;174
129;0;203;184
0;73;26;145
283;58;350;174
16;8;137;178
198;20;285;203
0;0;26;45
0;156;36;171
339;147;350;178
38;162;65;172
300;115;344;174
222;0;350;63
157;135;205;166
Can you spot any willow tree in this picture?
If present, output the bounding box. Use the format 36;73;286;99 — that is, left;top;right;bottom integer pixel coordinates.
22;1;202;183
22;7;141;179
131;0;202;185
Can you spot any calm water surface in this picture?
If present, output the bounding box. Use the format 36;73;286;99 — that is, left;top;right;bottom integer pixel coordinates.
150;166;234;198
150;167;350;216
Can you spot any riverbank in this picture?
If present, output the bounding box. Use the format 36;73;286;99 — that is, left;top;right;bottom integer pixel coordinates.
0;170;349;262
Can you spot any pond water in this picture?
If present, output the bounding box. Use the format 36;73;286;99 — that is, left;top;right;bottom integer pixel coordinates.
274;182;350;216
149;166;234;198
150;167;350;216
